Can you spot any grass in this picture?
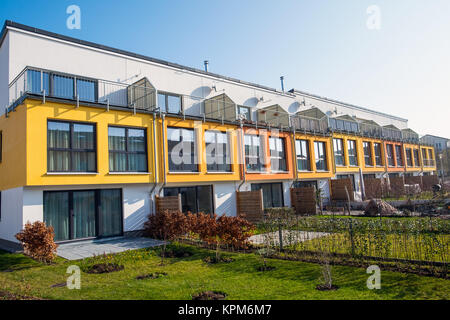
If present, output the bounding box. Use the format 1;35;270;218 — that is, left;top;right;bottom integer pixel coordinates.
0;244;449;300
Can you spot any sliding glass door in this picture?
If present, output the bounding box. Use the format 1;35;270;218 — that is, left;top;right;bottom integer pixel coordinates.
44;189;123;241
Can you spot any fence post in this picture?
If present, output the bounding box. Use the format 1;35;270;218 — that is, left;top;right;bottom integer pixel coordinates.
278;218;283;252
349;218;355;256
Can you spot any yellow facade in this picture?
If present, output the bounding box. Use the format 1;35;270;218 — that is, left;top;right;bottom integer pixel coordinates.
332;133;363;174
359;137;386;173
294;133;334;180
403;143;421;172
420;145;437;172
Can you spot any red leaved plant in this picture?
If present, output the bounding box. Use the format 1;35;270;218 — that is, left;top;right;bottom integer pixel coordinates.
15;221;58;263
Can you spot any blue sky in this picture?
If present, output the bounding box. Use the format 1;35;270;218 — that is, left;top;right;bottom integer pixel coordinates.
1;0;449;138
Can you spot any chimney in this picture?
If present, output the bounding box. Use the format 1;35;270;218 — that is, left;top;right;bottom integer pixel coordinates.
204;60;209;72
280;76;285;92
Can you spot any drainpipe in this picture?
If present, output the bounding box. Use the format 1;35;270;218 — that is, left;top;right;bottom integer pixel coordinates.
290;123;299;188
157;114;167;195
237;121;247;191
149;112;159;213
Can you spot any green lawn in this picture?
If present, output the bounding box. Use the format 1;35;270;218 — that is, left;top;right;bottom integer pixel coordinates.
0;245;449;300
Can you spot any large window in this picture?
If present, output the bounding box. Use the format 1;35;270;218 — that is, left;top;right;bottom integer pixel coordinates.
386;144;395;167
405;148;413;167
422;149;428;166
314;141;328;171
295;140;310;171
108;126;147;172
363;142;372;166
333;139;344;166
347;140;358;166
251;183;284;208
269;137;287;172
158;92;182;114
395;145;404;167
167;127;197;172
164;186;213;214
413;149;420;167
205;131;231;172
374;143;383;166
244;134;264;172
44;189;122;241
47;120;96;173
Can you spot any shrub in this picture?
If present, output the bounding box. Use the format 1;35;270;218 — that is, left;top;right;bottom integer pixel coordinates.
15;221;58;263
187;212;218;244
216;215;255;249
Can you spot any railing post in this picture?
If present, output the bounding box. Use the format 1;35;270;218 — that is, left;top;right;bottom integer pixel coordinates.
106;99;110;112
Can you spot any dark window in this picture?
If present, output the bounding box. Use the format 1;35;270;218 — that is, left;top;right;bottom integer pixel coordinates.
422;149;428;166
363;142;372;166
428;149;434;166
108;126;148;172
347;140;358;166
47;120;96;172
314;141;327;171
245;134;264;172
205;130;231;172
405;148;413;167
413;149;420;167
251;183;284;208
295;140;310;171
164;186;213;214
238;106;251;120
43;189;123;241
293;180;318;190
52;74;74;99
269;137;287;172
374;143;383;166
395;145;403;167
158;92;182;114
167;127;197;172
386;144;395;167
333;139;344;166
76;79;96;102
364;174;376;179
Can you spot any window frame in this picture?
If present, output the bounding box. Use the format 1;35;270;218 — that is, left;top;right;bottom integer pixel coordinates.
347;139;358;166
295;139;311;172
108;125;148;173
363;141;373;166
251;183;284;208
158;91;183;114
333;138;345;167
205;130;231;172
167;127;198;172
269;136;287;172
163;185;214;214
395;145;404;167
238;105;251;121
413;149;420;167
314;141;328;171
405;148;413;167
386;144;395;167
0;131;2;163
244;134;264;172
374;143;383;166
47;119;97;173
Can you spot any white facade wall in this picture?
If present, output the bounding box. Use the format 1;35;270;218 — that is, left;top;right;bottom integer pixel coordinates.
0;32;9;114
0;187;23;242
214;182;237;217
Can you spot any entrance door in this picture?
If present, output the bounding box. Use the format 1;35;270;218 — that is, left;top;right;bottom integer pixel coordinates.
44;189;123;242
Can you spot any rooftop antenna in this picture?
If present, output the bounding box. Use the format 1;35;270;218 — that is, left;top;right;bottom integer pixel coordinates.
280;76;285;92
204;60;209;72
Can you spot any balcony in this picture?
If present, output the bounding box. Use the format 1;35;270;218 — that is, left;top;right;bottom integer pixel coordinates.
328;115;359;134
382;125;402;141
401;128;419;143
8;67;157;113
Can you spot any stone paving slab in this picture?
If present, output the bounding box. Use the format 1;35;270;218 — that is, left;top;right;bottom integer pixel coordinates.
249;230;330;246
57;237;165;260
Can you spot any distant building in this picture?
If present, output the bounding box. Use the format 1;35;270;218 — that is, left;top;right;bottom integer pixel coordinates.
420;135;450;178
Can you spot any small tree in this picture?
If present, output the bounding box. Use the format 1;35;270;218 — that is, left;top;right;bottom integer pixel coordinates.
15;221;58;264
144;210;188;265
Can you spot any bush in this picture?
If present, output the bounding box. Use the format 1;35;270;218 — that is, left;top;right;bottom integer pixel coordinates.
144;210;188;241
216;215;255;249
15;221;58;263
187;212;218;244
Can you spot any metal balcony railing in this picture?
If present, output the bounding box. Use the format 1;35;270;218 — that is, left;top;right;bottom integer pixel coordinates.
290;114;328;133
359;122;383;138
423;159;436;167
328;117;359;134
382;127;402;140
8;67;156;112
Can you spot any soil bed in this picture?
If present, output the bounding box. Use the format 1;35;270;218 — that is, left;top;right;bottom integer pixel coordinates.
136;272;167;280
192;291;227;300
85;263;124;274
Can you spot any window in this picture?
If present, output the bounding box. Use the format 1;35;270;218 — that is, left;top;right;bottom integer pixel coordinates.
251;183;283;208
167;127;197;172
108;126;148;172
395;145;403;167
405;148;413;167
44;189;123;241
347;140;358;166
205;131;231;172
413;149;420;167
314;141;327;171
374;143;383;166
428;149;434;164
164;186;213;214
422;149;428;166
269;137;287;172
47;120;96;173
293;180;318;190
333;139;344;166
27;69;50;94
238;106;251;120
363;142;372;166
158;92;182;114
52;74;74;99
386;144;395;167
245;134;264;172
296;140;310;171
76;79;96;102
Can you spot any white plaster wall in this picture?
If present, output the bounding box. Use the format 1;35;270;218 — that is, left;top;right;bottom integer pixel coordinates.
0;187;23;243
282;181;291;207
0;32;9;116
214;182;237;216
318;179;331;205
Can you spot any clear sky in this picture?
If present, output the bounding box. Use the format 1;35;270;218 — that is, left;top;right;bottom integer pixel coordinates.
1;0;449;138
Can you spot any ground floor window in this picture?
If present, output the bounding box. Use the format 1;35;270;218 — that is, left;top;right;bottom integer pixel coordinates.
43;189;123;242
251;183;284;208
163;186;213;214
293;180;318;191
